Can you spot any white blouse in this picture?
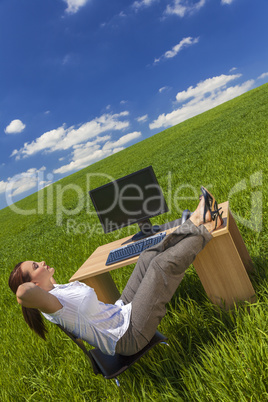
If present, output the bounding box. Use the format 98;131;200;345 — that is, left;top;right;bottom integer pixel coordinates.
41;281;132;355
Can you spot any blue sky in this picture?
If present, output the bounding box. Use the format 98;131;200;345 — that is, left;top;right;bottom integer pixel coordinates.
0;0;267;210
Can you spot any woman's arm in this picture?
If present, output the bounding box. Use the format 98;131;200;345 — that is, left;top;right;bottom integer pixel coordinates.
16;282;62;314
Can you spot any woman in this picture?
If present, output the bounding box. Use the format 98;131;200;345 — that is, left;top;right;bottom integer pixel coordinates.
9;187;223;356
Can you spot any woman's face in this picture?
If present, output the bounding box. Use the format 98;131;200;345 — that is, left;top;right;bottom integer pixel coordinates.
21;261;55;287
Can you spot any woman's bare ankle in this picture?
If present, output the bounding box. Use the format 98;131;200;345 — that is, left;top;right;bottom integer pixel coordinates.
205;214;224;233
189;213;203;227
189;196;212;227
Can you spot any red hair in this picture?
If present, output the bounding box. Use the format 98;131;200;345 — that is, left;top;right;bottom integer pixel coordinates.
9;263;47;340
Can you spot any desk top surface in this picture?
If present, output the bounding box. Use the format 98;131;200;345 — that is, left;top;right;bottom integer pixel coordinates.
69;201;229;282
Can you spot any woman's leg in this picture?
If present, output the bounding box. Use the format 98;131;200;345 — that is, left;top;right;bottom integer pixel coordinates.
120;222;203;304
116;195;222;355
120;226;192;305
116;221;212;355
120;192;218;305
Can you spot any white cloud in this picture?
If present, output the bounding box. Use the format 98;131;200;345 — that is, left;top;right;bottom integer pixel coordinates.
137;114;148;123
0;167;50;198
154;37;199;64
132;0;158;11
132;0;234;17
0;181;6;194
159;86;169;93
62;54;72;65
5;119;26;134
103;131;141;150
149;74;254;130
112;147;125;154
53;131;141;175
165;0;206;17
63;0;89;14
11;112;130;160
175;74;242;102
258;72;268;80
53;147;107;174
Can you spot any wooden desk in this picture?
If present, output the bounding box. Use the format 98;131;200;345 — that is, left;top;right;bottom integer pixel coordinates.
69;202;256;309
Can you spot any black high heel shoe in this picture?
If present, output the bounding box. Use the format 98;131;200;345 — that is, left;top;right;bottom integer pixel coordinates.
200;186;223;230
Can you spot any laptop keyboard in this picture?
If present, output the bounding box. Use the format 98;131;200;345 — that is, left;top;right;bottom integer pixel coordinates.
106;231;167;265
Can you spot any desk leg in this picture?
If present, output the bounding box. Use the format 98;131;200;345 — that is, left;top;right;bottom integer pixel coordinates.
228;211;254;273
193;233;256;309
81;272;121;304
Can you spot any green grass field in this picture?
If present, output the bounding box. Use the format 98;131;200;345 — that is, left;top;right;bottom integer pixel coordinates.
1;83;268;401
